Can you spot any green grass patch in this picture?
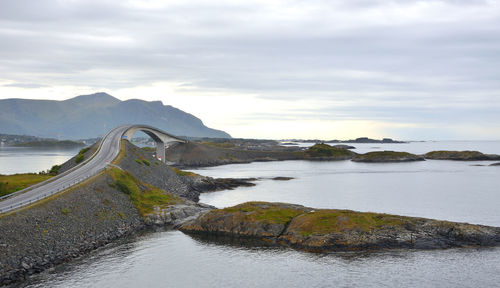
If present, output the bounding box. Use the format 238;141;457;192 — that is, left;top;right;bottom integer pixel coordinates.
290;210;407;236
142;159;150;166
74;153;84;164
220;202;305;225
0;173;53;197
108;168;182;215
49;164;62;175
135;159;143;165
141;147;156;152
304;143;354;157
74;146;91;164
61;207;70;215
112;140;127;164
79;147;91;154
172;167;197;176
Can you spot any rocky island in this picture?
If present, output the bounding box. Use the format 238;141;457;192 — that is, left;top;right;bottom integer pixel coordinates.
352;151;424;163
181;202;500;251
424;150;500;161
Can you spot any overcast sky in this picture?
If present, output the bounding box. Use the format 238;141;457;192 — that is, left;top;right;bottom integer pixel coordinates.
1;0;499;140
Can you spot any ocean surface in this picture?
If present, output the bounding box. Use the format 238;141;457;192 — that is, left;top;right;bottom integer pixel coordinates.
3;141;500;288
0;146;80;175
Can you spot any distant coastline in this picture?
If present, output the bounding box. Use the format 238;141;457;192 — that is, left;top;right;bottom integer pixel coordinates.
283;137;406;144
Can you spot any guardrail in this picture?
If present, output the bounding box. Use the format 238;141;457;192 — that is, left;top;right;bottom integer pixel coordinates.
0;126;118;202
0;167;107;214
0;126;127;214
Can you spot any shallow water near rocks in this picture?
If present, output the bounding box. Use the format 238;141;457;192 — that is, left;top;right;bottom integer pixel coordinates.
4;141;500;287
18;230;500;288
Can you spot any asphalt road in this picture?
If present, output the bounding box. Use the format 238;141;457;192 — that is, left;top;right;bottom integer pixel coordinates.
0;125;130;214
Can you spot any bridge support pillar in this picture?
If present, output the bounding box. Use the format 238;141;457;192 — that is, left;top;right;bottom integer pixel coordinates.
156;141;166;163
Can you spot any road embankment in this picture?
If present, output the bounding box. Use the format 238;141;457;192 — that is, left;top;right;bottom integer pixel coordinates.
0;141;253;285
0;173;144;285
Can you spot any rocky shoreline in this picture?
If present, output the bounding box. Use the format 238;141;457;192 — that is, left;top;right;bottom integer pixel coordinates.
167;142;500;167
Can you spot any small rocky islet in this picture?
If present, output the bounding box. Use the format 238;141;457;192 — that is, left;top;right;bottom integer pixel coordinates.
180;202;500;251
167;142;500;164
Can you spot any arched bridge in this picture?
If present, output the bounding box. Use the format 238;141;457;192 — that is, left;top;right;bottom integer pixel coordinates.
122;124;187;162
0;125;187;213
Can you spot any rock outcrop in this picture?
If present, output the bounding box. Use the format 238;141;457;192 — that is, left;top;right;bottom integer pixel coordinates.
352;151;424;163
424;151;500;161
180;202;500;252
165;142;356;168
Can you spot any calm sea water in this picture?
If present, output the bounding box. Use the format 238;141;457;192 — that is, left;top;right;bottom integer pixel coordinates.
5;141;500;288
0;146;80;174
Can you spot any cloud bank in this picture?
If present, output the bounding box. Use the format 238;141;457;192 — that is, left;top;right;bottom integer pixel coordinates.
1;0;499;139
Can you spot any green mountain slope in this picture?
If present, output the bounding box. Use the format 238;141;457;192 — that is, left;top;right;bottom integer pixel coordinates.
0;92;230;139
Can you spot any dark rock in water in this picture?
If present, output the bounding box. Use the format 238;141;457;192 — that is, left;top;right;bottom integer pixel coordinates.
180;202;500;252
190;178;257;192
343;137;406;144
272;177;294;181
144;202;215;227
352;151;424;163
424;151;500;161
490;162;500;166
331;144;356;149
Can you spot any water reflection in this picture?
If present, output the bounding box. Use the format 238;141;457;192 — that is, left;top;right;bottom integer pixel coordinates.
20;230;500;288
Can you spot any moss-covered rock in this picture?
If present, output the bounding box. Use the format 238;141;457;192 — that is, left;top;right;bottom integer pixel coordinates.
180;202;500;251
352;151;424;163
181;202;309;238
424;151;500;161
303;143;356;159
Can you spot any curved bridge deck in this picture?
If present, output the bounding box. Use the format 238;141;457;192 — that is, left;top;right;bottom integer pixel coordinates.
0;125;186;214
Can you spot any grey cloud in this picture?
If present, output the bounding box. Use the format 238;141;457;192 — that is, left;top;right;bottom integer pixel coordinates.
0;0;499;139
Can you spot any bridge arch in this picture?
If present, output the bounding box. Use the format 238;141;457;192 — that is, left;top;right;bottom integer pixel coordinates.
121;124;187;162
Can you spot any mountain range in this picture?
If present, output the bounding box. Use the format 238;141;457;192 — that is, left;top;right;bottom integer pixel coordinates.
0;93;230;139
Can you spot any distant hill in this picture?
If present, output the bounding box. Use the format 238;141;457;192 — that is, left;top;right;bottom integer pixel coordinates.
0;93;231;139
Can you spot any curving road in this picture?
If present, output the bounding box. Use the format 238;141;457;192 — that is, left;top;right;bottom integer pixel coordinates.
0;125;131;214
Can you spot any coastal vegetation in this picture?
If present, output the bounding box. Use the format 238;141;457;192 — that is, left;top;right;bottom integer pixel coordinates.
220;202;305;225
108;168;181;215
172;167;197;176
0;173;52;197
48;164;61;175
303;143;355;158
74;147;91;164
